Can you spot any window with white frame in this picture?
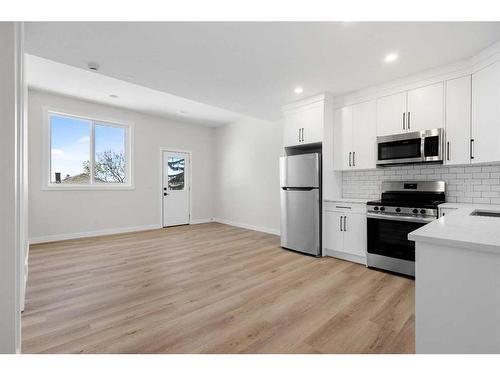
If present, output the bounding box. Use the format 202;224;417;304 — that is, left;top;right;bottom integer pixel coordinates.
46;110;132;188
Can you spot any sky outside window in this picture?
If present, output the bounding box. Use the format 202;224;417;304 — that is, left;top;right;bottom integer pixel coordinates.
50;115;91;183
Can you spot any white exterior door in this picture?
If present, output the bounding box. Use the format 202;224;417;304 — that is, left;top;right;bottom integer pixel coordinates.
163;151;190;227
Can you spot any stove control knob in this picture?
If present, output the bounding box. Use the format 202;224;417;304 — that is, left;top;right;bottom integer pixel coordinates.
379;207;385;212
420;209;426;215
373;206;379;211
413;209;419;214
395;208;401;213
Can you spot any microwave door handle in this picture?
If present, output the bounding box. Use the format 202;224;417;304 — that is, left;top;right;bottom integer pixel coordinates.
421;137;426;162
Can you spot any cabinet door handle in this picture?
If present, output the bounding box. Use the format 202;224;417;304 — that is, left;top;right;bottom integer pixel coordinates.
402;112;405;130
301;128;304;142
353;151;356;167
407;112;411;130
447;141;450;161
348;152;352;167
339;216;343;231
470;139;474;160
343;216;347;232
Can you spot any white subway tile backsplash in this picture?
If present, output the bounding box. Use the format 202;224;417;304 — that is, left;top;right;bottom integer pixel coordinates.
341;162;500;204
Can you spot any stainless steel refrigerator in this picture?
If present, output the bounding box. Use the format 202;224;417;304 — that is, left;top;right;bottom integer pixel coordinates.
280;153;321;256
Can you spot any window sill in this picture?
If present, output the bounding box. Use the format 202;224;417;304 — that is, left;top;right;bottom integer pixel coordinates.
41;184;135;191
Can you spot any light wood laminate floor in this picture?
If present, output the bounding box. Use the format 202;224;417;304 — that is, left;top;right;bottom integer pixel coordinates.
22;223;415;353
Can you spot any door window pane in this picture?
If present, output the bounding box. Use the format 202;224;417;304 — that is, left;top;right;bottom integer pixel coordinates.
168;157;185;190
50;115;91;184
94;124;126;183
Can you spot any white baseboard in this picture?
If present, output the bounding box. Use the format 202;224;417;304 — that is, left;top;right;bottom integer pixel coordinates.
190;217;214;225
29;218;277;244
29;224;162;245
213;217;280;236
324;248;367;265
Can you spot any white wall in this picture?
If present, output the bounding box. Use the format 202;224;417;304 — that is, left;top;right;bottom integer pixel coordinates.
0;22;22;354
28;90;216;242
213;117;282;234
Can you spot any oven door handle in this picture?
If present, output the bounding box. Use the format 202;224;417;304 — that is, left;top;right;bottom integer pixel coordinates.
367;212;436;224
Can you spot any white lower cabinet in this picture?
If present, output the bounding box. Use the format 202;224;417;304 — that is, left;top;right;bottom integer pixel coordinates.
323;202;367;264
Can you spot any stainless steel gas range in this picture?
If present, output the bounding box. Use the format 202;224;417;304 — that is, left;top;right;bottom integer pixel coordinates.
366;181;446;277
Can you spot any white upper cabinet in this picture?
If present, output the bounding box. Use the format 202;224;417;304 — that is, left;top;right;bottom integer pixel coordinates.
472;60;500;164
352;100;377;170
445;76;471;165
376;83;444;136
333;106;352;170
407;82;444;132
376;92;407;136
341;106;353;170
334;101;376;171
283;95;331;147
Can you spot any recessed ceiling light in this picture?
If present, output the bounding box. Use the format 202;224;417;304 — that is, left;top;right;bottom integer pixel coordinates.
87;62;100;71
294;86;304;94
384;52;399;64
109;94;118;99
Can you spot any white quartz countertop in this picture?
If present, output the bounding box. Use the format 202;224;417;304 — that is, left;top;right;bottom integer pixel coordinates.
409;204;500;254
323;198;369;204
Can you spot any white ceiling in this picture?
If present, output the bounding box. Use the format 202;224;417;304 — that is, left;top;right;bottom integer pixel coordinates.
25;22;500;121
26;55;241;126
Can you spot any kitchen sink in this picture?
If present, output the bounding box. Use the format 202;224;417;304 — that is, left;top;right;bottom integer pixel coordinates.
470;210;500;218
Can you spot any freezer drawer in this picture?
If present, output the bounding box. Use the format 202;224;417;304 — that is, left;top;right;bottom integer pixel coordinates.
280;188;320;256
280;153;320;188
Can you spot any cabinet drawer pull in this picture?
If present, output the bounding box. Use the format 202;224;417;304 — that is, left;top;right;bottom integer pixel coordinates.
335;206;352;209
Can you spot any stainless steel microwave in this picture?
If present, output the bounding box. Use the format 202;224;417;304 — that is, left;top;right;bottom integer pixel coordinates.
376;128;444;166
